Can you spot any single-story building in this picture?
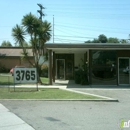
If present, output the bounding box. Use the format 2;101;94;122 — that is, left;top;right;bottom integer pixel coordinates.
45;43;130;86
0;47;34;71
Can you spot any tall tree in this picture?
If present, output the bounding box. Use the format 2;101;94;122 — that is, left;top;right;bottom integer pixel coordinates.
12;11;51;83
1;40;12;47
108;37;119;43
12;24;32;64
92;38;99;43
85;34;125;43
120;39;129;43
98;34;108;43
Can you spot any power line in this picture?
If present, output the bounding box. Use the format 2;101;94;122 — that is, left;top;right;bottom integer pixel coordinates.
55;23;130;31
47;9;130;15
47;13;130;19
55;24;129;35
54;37;85;43
55;35;95;39
55;27;95;37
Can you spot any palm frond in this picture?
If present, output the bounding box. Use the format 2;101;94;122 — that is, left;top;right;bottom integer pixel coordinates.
12;24;26;45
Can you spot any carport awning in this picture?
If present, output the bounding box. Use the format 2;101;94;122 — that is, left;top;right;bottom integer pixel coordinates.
45;43;130;53
47;47;89;53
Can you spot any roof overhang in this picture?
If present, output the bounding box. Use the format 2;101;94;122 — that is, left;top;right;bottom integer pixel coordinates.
45;43;130;53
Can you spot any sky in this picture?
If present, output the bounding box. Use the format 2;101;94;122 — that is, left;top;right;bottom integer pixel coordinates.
0;0;130;45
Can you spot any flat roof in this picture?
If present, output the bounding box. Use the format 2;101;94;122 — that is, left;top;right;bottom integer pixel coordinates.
45;43;130;53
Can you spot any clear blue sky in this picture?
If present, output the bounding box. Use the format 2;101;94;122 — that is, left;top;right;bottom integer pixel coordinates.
0;0;130;45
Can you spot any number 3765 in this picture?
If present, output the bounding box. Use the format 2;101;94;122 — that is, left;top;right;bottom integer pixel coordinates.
16;70;36;81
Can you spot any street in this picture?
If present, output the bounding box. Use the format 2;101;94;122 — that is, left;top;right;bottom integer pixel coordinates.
0;89;130;130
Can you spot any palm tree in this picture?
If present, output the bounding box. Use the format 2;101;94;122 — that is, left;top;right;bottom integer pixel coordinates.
22;13;51;60
18;13;52;84
22;13;36;38
12;24;26;46
12;24;33;66
38;20;52;55
12;24;27;57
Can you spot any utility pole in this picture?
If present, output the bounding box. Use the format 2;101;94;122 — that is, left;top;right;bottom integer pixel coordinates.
37;3;45;21
128;34;130;43
37;3;45;55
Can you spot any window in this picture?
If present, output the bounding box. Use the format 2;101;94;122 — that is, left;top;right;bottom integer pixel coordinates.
91;50;116;85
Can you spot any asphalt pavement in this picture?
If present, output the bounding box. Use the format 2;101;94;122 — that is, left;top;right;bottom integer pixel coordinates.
0;87;130;130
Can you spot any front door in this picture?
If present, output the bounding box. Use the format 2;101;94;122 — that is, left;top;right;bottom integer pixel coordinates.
56;59;65;79
118;58;130;85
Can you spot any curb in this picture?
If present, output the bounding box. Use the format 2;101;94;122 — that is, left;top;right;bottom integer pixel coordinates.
0;86;119;102
0;99;119;102
60;88;119;102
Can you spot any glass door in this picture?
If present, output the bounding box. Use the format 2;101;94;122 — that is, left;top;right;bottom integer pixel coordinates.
56;59;65;79
118;58;130;85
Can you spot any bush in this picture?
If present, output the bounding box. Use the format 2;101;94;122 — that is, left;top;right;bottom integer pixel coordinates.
75;70;81;84
40;64;48;77
80;70;89;85
75;69;89;85
0;64;10;73
74;59;89;85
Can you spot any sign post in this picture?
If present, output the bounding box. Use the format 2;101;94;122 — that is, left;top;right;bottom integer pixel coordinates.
13;68;38;91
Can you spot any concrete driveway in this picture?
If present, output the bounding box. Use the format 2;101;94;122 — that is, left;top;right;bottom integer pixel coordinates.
71;88;130;102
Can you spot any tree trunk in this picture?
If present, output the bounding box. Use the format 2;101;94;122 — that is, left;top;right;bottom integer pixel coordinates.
36;63;42;84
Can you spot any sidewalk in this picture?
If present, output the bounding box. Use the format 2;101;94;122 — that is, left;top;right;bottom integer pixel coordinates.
0;104;35;130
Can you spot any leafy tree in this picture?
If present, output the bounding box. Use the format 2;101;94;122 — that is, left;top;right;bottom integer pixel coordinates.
1;40;12;47
85;40;92;43
119;39;129;43
85;38;99;43
108;37;119;43
92;38;99;43
85;34;107;43
85;34;127;44
12;10;51;83
98;34;108;43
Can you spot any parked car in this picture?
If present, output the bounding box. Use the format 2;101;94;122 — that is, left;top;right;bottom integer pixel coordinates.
10;66;25;76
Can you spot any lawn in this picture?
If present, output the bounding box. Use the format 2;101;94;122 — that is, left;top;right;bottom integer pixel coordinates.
0;74;49;85
0;87;103;99
0;74;104;100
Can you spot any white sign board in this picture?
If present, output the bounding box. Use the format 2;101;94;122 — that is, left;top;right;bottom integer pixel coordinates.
14;68;37;83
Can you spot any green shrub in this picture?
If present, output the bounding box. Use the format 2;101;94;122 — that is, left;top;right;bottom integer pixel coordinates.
0;65;10;73
75;70;81;84
40;64;48;77
80;70;89;85
74;59;89;85
75;69;89;85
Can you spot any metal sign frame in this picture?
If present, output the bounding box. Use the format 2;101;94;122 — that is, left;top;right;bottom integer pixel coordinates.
13;68;38;91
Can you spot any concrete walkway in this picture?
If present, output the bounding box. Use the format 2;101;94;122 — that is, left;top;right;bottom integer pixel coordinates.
0;104;35;130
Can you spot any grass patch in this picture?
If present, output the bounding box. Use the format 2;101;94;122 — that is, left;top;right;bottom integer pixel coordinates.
0;87;103;99
0;74;49;85
0;75;14;85
40;77;49;84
